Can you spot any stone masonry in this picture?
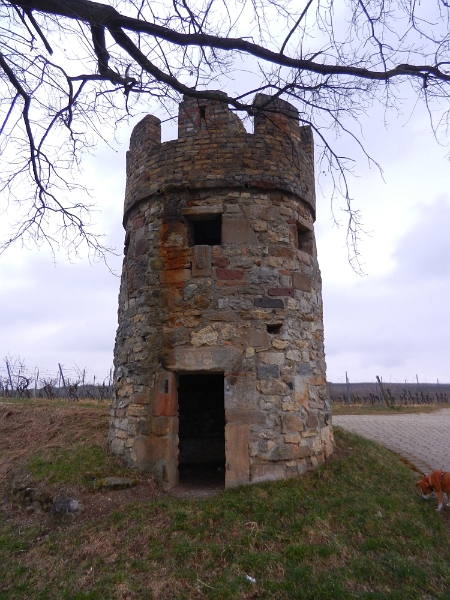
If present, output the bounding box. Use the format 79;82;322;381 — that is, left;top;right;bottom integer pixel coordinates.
108;93;333;489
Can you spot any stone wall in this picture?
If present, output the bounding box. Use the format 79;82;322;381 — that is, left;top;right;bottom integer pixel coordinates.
109;94;333;488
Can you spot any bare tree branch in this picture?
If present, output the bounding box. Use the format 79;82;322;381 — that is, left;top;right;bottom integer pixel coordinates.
0;0;449;266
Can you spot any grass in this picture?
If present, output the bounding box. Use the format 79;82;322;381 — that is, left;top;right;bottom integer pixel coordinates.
1;425;450;599
0;396;109;408
25;444;131;488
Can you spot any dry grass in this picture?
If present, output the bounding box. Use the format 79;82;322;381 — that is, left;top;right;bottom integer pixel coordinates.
0;400;108;483
331;402;450;416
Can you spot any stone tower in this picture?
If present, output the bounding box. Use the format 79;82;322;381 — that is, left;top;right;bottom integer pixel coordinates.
108;93;333;489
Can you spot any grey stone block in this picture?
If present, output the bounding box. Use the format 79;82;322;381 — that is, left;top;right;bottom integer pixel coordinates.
298;363;311;376
254;297;284;309
257;365;280;379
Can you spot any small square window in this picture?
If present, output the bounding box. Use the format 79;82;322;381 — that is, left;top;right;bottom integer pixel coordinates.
187;215;222;246
267;323;282;334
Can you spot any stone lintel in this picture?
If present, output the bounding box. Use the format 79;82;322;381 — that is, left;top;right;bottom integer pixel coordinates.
296;214;313;231
165;346;241;372
225;409;267;425
181;205;224;219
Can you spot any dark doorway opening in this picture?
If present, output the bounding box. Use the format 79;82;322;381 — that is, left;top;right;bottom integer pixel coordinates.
177;373;225;488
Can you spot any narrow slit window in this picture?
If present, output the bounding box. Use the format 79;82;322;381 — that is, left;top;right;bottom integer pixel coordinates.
199;106;206;120
297;224;314;254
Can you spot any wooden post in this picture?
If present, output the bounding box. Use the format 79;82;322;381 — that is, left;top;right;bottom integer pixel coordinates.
5;360;14;396
376;375;391;407
345;371;351;405
58;363;67;398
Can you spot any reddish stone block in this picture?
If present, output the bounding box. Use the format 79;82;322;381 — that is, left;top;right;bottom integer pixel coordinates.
135;239;150;256
160;269;191;284
248;328;269;348
184;106;201;127
293;272;311;292
165;255;191;270
134;392;149;405
216;268;244;280
132;215;145;230
268;288;294;297
249;180;276;190
214;256;230;268
154;371;177;417
269;246;295;258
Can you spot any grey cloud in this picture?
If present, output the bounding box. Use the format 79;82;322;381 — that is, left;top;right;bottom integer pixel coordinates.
322;196;450;381
389;196;450;281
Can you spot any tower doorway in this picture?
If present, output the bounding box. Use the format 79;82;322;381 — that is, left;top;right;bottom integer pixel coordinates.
177;373;225;487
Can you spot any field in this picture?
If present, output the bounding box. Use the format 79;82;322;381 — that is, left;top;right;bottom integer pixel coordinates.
1;399;450;599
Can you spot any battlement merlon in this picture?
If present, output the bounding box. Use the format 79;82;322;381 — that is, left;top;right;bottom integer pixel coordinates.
124;93;316;221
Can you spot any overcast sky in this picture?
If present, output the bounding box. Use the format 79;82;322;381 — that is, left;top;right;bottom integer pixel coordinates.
1;93;449;385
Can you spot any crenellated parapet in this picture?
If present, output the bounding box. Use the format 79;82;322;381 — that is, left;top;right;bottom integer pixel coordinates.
124;93;316;219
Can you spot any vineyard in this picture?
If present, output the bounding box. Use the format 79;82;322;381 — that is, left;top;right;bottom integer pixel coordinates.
329;381;450;406
2;355;449;406
0;356;112;401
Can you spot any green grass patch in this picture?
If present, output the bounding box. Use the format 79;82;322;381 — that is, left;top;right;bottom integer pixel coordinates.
25;443;131;489
27;445;108;485
2;428;450;598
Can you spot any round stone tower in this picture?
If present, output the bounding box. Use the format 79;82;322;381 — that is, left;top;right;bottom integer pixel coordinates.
108;93;333;489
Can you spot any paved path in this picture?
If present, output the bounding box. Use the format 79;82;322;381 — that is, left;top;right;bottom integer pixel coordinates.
333;409;450;475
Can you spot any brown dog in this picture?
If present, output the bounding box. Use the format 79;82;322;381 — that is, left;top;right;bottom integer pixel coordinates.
416;471;450;511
